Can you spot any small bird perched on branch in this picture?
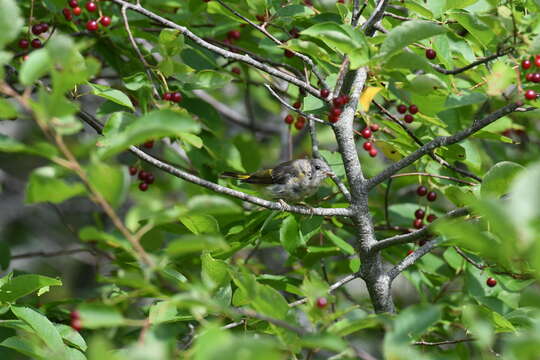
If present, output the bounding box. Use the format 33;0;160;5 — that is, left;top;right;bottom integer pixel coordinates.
221;158;333;203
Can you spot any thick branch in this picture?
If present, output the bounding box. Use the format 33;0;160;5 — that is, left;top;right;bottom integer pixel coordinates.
371;208;468;253
366;102;521;190
362;0;391;36
109;0;320;97
77;111;351;217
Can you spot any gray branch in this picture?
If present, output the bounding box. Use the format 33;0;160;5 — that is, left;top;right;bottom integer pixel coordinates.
388;239;440;280
362;0;391;36
109;0;320;98
371;208;469;253
366;102;521;190
77;111;352;217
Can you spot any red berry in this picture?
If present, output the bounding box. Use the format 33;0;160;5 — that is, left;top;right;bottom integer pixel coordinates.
100;16;111;27
535;56;540;68
532;73;540;83
370;124;380;132
328;114;339;123
360;128;372;139
407;249;414;256
255;14;266;22
68;0;78;8
31;24;43;35
73;6;82;15
363;142;373;151
409;104;419;114
338;95;350;105
413;218;424;229
144;173;155;185
86;20;98;31
315;297;328;308
368;148;378;157
31;39;42;48
414;209;425;219
284;49;295;58
172;92;182;102
397;104;407;114
284;114;294;124
330;107;342;117
129;166;138;176
293;101;301;109
231;67;241;75
40;23;49;33
139;182;149;191
338;0;345;3
486;277;497;287
71;318;83;332
522;59;532;70
296;116;306;125
404;114;414;123
63;7;72;17
18;39;29;49
304;0;313;6
289;28;300;38
138;170;150;181
417;185;427;196
426;191;437;202
162;92;172;101
86;1;97;12
332;97;342;107
294;120;305;130
143;140;154;149
426;214;437;223
524;89;536;100
425;49;437;60
70;310;80;320
227;29;241;40
526;73;534;82
320;88;330;98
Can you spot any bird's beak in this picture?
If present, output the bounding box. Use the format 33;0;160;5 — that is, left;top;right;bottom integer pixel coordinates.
325;171;334;177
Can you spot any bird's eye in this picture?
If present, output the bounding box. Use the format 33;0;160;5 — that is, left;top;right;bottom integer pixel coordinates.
315;165;321;170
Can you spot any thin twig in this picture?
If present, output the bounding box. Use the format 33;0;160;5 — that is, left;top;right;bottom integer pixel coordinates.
391;172;477;186
431;49;513;75
264;84;328;125
234;308;307;335
11;248;95;260
289;273;359;307
367;102;522;190
77;110;351;217
109;0;320;97
413;338;476;346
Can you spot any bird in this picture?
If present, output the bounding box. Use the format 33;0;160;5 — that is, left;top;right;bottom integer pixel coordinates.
221;158;333;203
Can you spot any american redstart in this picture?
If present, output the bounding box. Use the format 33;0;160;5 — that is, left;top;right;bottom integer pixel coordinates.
221;158;333;203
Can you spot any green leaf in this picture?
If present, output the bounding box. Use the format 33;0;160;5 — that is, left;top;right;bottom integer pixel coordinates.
377;20;447;60
148;301;178;324
11;306;67;359
481;162;524;199
158;28;184;56
445;0;478;10
201;253;230;287
25;167;86;204
0;336;47;360
55;324;87;352
385;304;441;346
178;132;203;148
180;215;220;235
88;83;134;110
0;98;17;118
99;109;200;158
449;10;494;47
0;274;61;303
279;215;304;255
87;161;127;209
324;231;355;255
301;22;369;68
19;49;52;86
0;0;23;48
0;134;58;159
486;61;515;96
166;235;227;256
184;70;233;90
401;1;434;18
78;304;125;329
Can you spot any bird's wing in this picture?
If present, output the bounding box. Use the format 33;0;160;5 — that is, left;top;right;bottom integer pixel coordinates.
241;168;275;184
271;160;306;184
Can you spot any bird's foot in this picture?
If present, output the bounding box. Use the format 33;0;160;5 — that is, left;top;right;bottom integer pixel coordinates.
298;201;315;217
278;199;290;211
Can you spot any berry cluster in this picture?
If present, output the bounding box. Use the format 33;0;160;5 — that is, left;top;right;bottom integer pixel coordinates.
17;23;49;50
359;124;380;157
327;95;350;123
284;114;306;130
521;55;540;101
70;311;82;332
412;185;438;229
397;103;419;123
129;166;155;192
162;91;183;103
63;1;111;31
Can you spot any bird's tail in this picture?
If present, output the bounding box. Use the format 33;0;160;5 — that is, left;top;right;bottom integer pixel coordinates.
220;172;251;180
